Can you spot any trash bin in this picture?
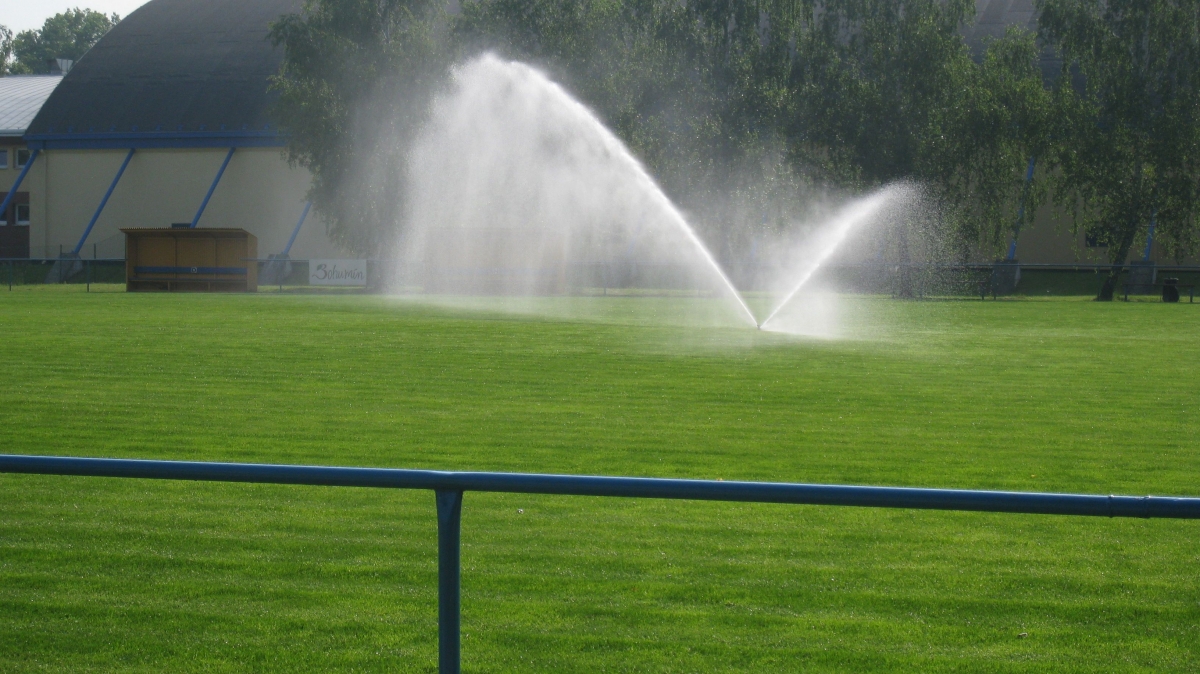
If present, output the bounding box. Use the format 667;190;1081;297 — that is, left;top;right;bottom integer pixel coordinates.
1163;278;1180;303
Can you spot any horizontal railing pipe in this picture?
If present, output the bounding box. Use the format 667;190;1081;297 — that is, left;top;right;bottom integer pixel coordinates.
4;453;1200;674
3;455;1199;518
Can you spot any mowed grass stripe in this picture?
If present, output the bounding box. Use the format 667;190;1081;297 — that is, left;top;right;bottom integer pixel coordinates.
0;288;1197;672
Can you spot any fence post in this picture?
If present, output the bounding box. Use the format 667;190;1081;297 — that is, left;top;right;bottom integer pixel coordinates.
436;489;463;674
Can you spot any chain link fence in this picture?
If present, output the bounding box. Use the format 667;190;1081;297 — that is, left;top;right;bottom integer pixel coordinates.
5;256;1199;298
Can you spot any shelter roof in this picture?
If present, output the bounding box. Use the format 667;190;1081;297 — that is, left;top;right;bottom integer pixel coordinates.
26;0;302;150
0;76;63;137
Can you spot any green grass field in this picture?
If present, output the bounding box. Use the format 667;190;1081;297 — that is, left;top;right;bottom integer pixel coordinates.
1;287;1198;672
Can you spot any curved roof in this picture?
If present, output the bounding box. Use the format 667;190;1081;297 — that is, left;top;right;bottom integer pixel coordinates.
27;0;1056;151
26;0;301;150
0;76;62;137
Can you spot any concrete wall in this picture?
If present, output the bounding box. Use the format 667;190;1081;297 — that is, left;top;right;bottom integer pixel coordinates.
28;146;346;260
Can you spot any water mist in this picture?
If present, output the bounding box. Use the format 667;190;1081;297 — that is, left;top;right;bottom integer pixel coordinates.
758;184;916;336
400;54;757;327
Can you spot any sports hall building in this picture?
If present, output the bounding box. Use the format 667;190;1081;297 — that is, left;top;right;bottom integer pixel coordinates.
5;0;342;262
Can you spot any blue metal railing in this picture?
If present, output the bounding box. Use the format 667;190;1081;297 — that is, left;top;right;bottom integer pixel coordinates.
2;454;1199;673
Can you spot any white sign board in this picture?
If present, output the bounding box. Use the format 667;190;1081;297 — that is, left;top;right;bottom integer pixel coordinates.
310;259;367;286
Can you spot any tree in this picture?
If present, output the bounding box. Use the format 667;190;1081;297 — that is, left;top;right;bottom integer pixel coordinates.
453;0;825;273
269;0;1054;265
779;0;977;189
9;8;119;74
0;26;14;76
269;0;447;255
453;0;744;202
940;27;1054;257
780;0;973;287
1038;0;1200;299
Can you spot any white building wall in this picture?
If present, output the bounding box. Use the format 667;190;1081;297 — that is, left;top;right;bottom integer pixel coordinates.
0;143;45;222
32;146;346;260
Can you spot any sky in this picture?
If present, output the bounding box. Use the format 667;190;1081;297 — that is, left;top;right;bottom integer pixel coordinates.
1;0;149;33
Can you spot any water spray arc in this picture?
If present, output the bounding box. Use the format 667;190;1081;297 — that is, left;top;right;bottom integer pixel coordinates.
759;186;906;332
652;203;758;328
405;55;910;335
569;91;759;328
404;55;757;328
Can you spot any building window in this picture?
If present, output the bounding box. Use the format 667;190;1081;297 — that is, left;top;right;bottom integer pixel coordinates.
0;149;7;169
15;149;30;168
1085;231;1107;248
15;203;29;225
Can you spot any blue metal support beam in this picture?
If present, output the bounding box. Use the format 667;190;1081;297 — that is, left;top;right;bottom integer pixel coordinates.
282;201;312;257
72;148;135;255
26;131;286;152
1006;156;1037;261
0;148;40;222
190;147;235;228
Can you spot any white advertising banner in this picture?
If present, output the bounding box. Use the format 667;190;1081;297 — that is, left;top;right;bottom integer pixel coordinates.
310;259;367;286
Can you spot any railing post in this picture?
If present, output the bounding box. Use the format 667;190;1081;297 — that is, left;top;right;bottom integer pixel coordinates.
436;489;463;674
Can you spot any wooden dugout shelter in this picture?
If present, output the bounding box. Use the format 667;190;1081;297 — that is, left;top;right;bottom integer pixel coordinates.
123;227;257;291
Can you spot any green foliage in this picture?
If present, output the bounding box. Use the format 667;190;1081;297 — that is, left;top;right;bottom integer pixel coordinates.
457;0;687;167
763;1;1052;258
779;0;975;187
0;26;13;76
1038;0;1200;297
7;8;118;75
268;0;1197;266
453;0;776;204
288;0;1051;256
269;0;448;255
940;27;1055;253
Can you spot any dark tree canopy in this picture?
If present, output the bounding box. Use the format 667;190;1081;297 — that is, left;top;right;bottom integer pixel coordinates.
779;0;977;186
5;8;119;75
1038;0;1200;298
939;26;1054;254
269;0;447;255
0;27;13;76
462;0;1053;257
769;0;1051;259
453;0;762;239
266;0;1198;276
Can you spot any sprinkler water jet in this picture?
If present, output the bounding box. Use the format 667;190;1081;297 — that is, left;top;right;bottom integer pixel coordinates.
401;54;913;336
403;54;757;328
